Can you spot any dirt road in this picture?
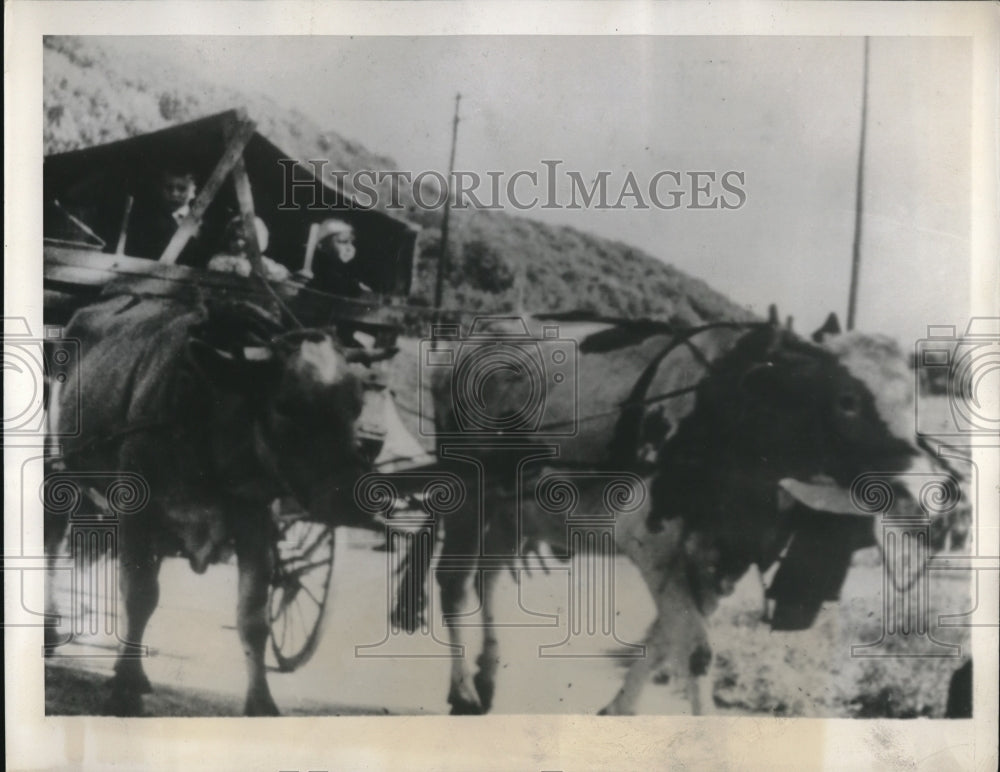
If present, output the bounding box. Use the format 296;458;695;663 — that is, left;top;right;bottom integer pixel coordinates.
45;528;970;717
45;529;693;715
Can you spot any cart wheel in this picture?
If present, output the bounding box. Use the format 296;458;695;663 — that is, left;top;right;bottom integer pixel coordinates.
268;517;336;672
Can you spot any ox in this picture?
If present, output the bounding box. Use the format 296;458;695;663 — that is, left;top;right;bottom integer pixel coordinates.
397;310;964;715
45;294;390;715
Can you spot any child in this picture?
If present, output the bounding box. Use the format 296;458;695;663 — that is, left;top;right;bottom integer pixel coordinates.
124;167;201;260
207;215;290;281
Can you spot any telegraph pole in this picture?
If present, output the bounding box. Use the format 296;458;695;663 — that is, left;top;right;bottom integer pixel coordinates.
846;37;870;331
433;93;462;316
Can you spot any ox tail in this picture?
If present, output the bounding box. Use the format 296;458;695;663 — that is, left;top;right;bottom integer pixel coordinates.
389;517;438;634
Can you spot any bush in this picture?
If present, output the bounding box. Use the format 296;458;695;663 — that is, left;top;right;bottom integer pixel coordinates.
43;36;755;329
460;239;515;293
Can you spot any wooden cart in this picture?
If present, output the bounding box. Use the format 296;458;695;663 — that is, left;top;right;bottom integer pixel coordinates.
44;109;424;671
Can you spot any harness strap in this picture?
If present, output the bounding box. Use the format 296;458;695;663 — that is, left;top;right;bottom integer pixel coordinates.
250;265;305;330
606;321;754;464
681;336;715;372
407;320;762;438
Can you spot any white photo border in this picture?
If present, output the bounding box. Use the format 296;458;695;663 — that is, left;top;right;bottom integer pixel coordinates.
6;3;998;770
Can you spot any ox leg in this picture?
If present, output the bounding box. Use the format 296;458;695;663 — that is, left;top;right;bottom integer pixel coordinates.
437;511;486;715
390;518;435;633
600;562;713;716
473;568;501;712
106;536;161;716
684;638;716;716
44;506;70;653
599;616;668;716
439;564;482;715
235;511;279;716
601;618;713;716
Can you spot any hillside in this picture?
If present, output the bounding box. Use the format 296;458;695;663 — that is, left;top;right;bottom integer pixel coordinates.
43;36;754;326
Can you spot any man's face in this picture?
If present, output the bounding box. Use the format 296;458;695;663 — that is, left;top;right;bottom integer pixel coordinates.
159;173;196;210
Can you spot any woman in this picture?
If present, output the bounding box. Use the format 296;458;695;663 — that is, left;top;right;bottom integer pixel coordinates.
306;218;373;297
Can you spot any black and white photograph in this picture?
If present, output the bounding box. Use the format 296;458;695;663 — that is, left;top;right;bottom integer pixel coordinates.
5;3;998;770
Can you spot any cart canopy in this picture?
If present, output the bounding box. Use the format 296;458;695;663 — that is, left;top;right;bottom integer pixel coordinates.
44;109;419;296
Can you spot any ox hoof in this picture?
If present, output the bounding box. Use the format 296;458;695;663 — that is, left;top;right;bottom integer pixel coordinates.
597;703;632;716
244;693;280;717
110;667;153;695
43;640;68;658
104;688;145;717
473;672;495;713
448;699;484;716
44;625;68;654
447;684;484;715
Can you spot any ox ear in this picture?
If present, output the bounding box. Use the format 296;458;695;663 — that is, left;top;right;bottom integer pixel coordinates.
811;313;842;343
343;346;398;367
767;304;780;327
188;339;277;391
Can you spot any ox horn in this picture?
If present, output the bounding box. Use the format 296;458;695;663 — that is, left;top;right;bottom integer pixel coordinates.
763;305;785;357
811;312;842;343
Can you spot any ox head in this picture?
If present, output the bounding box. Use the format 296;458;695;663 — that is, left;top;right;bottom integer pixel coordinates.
655;316;914;516
810;318;970;554
651;310;967;612
190;327;394;521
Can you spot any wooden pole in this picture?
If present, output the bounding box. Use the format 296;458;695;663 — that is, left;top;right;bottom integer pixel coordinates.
115;195;133;255
433;93;462;318
846;37;870;331
300;222;320;279
230;155;266;279
159;112;256;264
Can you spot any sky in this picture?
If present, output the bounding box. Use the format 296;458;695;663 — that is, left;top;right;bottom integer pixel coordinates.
97;35;973;345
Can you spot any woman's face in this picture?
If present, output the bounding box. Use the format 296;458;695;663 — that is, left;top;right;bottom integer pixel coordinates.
224;220;268;255
321;229;356;264
225;229;249;254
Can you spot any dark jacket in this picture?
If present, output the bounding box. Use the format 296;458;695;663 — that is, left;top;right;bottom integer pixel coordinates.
310;252;370;298
122;203;206;265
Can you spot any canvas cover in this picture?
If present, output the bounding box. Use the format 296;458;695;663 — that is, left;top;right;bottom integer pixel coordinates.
43;109;419;296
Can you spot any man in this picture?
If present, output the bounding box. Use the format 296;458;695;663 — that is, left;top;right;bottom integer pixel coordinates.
123;166;204;262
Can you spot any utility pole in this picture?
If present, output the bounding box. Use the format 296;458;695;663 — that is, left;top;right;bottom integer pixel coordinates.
846;37;870;331
433;93;462;317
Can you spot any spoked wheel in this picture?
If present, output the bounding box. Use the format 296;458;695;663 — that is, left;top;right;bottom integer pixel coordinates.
268;514;336;673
